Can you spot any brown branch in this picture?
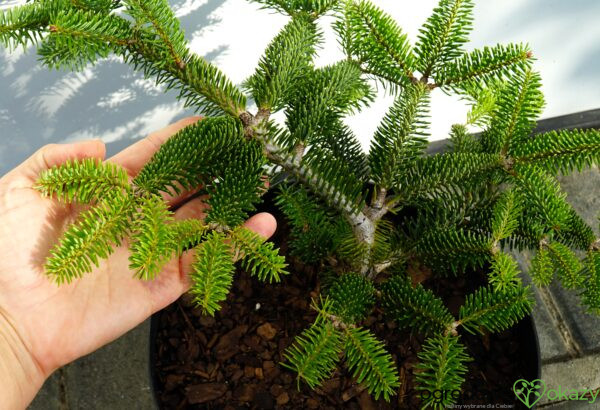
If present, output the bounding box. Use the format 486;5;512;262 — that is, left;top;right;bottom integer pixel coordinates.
243;110;377;275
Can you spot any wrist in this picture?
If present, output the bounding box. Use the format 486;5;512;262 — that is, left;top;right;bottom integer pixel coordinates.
0;309;46;409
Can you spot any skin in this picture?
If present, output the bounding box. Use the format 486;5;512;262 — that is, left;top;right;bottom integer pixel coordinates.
0;117;277;409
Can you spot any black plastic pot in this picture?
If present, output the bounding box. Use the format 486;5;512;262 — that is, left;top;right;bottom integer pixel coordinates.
513;315;542;409
143;103;600;407
520;314;542;380
148;190;542;408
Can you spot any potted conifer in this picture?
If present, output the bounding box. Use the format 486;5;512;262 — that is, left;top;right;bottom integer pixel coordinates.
2;0;599;407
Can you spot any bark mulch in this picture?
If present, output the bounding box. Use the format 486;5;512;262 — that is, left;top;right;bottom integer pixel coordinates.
152;253;536;409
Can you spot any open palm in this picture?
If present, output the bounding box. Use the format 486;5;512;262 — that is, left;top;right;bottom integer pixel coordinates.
0;117;276;405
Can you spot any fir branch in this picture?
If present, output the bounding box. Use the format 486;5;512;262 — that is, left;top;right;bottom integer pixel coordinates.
512;129;600;174
413;227;492;272
335;220;371;268
338;0;416;87
299;145;368;214
171;54;247;116
31;5;246;115
488;252;522;292
381;274;454;335
369;82;430;190
395;152;501;204
554;207;596;250
59;7;245;116
328;273;375;324
169;219;209;255
546;241;583;289
128;194;175;280
490;189;522;243
205;140;266;228
343;326;400;401
415;0;474;79
282;318;343;389
458;285;534;334
125;35;247;116
500;225;541;252
257;130;376;271
369;219;402;267
123;0;187;69
8;1;116;34
434;43;532;91
250;0;338;18
448;124;481;153
482;70;544;154
510;164;571;234
415;334;471;409
530;245;554;286
274;185;338;262
580;251;600;315
249;119;376;271
257;122;369;218
70;0;122;13
189;231;235;316
465;85;501;128
0;0;67;49
311;119;369;181
45;191;133;283
40;10;132;70
399;182;495;242
285;60;373;145
133;116;244;196
35;158;130;204
245;17;319;111
229;227;288;282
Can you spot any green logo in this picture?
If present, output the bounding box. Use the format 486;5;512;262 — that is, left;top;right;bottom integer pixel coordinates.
513;379;546;408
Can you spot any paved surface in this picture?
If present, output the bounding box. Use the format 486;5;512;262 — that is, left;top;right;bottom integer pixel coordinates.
522;168;600;408
28;319;157;410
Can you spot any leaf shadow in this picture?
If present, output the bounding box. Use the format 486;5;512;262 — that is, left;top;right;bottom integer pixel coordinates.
0;0;229;176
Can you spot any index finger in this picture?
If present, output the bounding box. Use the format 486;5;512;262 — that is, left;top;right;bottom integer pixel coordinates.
107;116;202;177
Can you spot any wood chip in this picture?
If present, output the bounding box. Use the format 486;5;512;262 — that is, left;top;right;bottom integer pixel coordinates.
233;384;255;402
358;390;376;410
257;322;277;340
306;398;320;409
185;383;227;404
255;367;264;379
214;325;248;361
276;392;290;405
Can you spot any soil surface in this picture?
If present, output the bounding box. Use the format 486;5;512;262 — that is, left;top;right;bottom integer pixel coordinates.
152;207;537;409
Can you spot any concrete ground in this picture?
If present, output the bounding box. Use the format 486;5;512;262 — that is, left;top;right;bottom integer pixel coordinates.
525;168;600;408
28;319;157;410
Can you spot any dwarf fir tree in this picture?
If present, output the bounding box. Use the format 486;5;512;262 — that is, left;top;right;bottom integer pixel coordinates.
3;0;600;407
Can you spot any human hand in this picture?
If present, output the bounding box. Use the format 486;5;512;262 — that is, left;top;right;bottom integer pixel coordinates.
0;117;277;409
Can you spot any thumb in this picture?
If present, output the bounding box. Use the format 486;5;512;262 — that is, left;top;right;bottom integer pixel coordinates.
145;212;278;314
11;140;106;181
178;212;278;289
